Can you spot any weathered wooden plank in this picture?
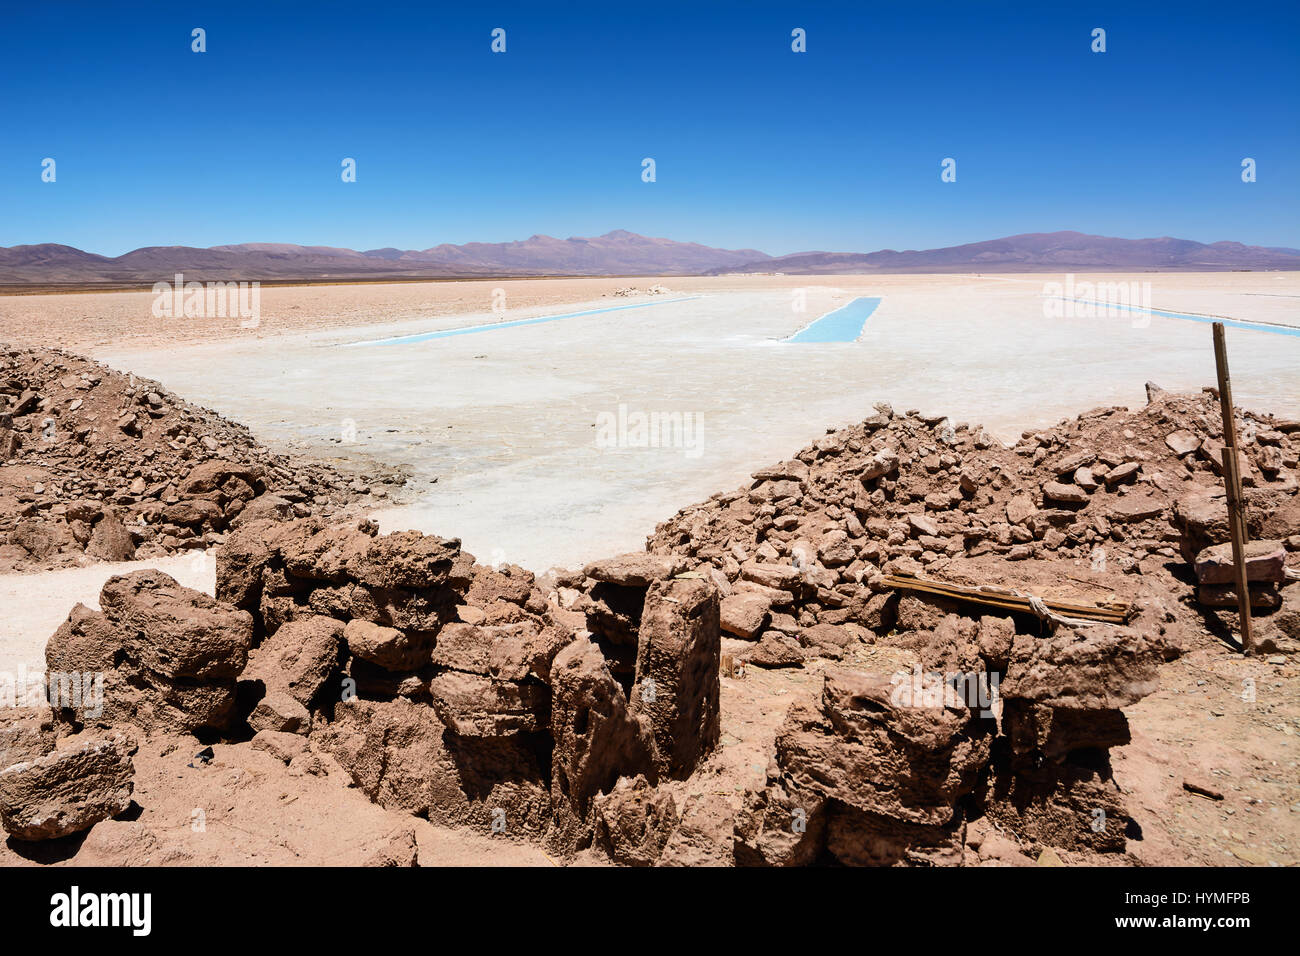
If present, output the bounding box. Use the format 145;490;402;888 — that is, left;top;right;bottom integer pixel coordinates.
1212;321;1254;653
880;573;1131;623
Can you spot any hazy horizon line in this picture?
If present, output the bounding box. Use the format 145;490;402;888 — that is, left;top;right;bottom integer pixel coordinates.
7;226;1300;261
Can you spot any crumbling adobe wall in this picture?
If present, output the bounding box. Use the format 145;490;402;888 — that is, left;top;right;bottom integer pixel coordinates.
27;519;724;852
210;518;722;852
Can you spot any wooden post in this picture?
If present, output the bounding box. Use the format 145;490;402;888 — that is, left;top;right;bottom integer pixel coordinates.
1212;322;1253;653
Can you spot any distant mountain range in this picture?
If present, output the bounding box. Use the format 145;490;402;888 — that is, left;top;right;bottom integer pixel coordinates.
712;232;1300;274
1;230;1297;287
0;231;767;286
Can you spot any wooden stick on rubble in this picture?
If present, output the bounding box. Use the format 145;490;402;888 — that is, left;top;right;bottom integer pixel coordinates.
880;573;1131;625
1212;321;1254;654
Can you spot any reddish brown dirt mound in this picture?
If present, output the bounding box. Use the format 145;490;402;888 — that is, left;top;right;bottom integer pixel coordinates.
0;345;393;572
644;385;1300;656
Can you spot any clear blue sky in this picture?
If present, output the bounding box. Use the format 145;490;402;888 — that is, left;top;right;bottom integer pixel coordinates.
1;0;1296;256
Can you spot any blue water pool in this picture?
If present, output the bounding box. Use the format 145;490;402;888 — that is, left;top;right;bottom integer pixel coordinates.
786;296;882;343
345;294;703;347
1055;298;1300;338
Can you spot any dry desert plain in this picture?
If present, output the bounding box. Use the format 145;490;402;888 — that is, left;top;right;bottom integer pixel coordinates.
0;271;1298;866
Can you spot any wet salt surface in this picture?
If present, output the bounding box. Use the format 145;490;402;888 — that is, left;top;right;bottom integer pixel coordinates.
93;279;1300;572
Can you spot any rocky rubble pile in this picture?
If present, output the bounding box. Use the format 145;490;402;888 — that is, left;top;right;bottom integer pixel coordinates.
0;346;386;572
609;285;672;297
646;385;1300;659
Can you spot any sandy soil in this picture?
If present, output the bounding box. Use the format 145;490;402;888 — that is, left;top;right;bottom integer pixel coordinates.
0;731;557;867
1114;646;1300;867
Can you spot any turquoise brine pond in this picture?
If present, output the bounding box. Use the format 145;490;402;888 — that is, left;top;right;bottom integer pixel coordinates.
786;296;882;342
